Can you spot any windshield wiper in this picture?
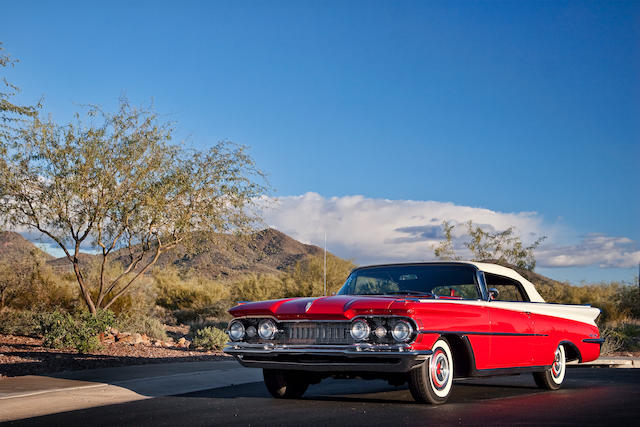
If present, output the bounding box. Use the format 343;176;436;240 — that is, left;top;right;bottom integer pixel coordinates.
383;290;436;298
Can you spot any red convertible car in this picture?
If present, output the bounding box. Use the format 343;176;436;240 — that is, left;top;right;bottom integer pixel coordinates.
225;262;603;404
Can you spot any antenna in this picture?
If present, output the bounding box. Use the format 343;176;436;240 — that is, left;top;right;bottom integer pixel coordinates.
324;232;327;296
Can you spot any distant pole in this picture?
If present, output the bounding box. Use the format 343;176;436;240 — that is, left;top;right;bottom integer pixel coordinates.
324;232;327;296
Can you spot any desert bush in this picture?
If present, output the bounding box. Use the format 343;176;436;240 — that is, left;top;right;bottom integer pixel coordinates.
38;310;115;353
601;320;640;354
116;312;167;340
0;257;78;311
192;326;228;351
616;284;640;319
0;309;39;336
287;255;355;297
534;280;635;324
600;326;624;355
154;267;230;311
230;273;291;301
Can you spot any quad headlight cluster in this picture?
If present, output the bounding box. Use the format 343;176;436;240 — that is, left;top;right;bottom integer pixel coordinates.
228;319;278;341
227;317;415;344
350;318;415;343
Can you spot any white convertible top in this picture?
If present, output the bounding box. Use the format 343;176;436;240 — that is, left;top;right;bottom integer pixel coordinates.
466;261;546;303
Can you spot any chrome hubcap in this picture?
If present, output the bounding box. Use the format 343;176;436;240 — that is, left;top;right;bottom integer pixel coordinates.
552;348;563;378
431;351;449;390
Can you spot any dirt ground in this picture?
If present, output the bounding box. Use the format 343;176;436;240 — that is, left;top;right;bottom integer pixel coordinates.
0;334;231;378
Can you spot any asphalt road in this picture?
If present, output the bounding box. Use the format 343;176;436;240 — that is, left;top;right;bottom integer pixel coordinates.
3;368;639;426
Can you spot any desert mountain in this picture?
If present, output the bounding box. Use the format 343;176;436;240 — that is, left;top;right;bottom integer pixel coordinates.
1;230;570;295
1;228;334;279
129;228;328;279
0;231;54;264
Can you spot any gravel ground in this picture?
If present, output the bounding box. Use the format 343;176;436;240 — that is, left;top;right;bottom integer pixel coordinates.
0;334;231;378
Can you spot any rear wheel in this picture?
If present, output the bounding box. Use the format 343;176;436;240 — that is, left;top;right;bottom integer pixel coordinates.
408;338;454;404
533;344;566;390
263;369;309;398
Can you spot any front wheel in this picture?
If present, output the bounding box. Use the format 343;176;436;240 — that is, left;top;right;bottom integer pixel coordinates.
408;338;454;404
533;344;566;390
263;369;309;398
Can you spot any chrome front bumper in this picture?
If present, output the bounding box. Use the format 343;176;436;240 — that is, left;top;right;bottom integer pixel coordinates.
224;342;432;373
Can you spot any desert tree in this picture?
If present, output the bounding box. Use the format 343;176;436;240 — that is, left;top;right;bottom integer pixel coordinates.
0;42;38;144
433;220;545;271
0;98;267;314
433;220;460;261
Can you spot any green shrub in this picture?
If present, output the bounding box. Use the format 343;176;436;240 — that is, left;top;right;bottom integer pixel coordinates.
116;312;167;340
601;321;640;354
192;326;228;351
38;310;115;353
0;309;39;336
174;300;232;325
600;326;623;355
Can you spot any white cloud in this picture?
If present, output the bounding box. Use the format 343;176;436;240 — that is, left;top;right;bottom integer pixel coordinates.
538;235;640;268
259;192;640;269
11;192;639;270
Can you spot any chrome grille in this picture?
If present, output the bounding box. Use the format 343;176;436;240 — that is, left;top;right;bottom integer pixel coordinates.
281;322;352;345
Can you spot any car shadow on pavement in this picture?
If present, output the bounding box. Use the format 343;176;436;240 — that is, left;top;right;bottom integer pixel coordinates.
179;376;544;405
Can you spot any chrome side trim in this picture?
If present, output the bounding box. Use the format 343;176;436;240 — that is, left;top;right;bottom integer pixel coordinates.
418;330;548;337
582;338;605;345
228;314;417;323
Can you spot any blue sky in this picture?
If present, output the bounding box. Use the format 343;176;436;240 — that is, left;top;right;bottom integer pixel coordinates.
2;1;639;283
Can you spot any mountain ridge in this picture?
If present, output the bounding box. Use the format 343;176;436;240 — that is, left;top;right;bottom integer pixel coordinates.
0;229;571;293
1;228;331;279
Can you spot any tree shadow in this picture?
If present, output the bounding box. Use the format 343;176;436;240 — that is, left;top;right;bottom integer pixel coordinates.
0;345;227;377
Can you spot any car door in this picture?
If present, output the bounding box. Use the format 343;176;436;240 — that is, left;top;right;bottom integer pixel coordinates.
487;303;534;368
484;273;535;368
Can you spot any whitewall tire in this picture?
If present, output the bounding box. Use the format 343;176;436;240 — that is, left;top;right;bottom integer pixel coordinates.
533;344;566;390
408;338;454;404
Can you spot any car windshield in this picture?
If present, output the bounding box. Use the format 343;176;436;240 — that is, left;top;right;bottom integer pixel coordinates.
337;264;481;300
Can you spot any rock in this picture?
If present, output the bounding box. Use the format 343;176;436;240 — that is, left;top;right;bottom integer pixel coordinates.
115;332;131;341
153;340;163;347
109;328;119;336
162;340;174;348
100;332;115;344
177;337;191;349
131;333;143;344
140;334;151;345
118;333;143;345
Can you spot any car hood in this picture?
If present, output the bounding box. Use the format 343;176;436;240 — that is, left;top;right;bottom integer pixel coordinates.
228;295;414;320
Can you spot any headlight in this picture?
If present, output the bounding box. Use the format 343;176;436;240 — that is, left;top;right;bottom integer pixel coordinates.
228;321;245;341
373;325;387;339
350;319;371;341
391;320;413;342
246;325;257;338
258;319;278;340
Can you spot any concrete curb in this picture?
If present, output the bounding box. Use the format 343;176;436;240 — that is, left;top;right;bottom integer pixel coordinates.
568;357;640;368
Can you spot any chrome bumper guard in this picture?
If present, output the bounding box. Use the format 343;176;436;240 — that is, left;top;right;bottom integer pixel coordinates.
224;342;432;373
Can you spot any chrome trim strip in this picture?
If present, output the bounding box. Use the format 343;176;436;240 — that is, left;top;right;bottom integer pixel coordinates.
224;342;432;357
229;315;416;323
582;338;605;344
418;330;548;337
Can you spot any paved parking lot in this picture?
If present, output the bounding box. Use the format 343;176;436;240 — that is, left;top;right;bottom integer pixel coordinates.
2;367;639;426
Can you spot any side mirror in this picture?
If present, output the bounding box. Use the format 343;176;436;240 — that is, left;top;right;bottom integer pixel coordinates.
489;288;499;301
